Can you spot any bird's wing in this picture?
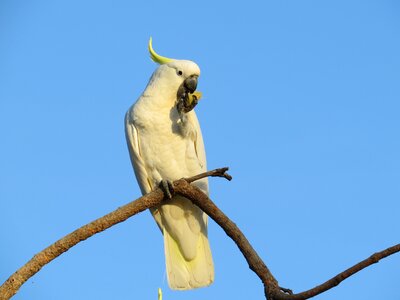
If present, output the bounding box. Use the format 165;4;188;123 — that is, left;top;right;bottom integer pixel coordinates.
189;111;209;228
125;111;152;194
189;111;209;195
125;110;163;228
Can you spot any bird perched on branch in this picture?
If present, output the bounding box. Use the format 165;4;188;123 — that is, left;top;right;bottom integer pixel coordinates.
125;38;213;290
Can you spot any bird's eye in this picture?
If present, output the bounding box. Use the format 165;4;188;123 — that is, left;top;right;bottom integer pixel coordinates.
177;70;183;76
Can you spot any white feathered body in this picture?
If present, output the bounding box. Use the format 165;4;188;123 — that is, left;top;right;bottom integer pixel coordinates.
125;61;214;289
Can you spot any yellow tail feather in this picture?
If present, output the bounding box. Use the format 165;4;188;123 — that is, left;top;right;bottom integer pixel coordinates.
163;228;214;290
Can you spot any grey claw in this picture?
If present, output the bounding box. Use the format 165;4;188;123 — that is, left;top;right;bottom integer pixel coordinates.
159;179;174;199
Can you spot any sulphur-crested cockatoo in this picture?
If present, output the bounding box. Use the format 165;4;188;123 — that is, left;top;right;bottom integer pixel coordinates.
125;38;213;290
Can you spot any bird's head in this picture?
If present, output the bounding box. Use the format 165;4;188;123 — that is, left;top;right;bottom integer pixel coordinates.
147;37;202;113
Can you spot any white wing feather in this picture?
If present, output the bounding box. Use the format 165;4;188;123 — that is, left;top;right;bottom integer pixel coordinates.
125;109;163;226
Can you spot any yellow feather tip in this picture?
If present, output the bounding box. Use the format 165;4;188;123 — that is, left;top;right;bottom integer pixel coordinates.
158;288;162;300
148;37;173;65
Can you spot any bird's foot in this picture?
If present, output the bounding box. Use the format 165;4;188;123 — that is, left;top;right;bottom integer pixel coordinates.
159;179;174;199
176;91;201;114
182;93;199;113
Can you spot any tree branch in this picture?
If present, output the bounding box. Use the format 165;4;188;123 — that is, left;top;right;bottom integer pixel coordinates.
174;180;400;299
173;178;281;298
0;167;399;300
0;168;230;300
273;243;400;300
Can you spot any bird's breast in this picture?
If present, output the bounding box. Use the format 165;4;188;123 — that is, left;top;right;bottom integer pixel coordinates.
132;102;202;182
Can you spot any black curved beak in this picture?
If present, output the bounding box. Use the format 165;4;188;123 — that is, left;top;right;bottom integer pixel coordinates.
183;75;198;93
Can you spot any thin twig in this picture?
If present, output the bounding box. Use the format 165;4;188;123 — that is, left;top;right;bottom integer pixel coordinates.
185;167;232;183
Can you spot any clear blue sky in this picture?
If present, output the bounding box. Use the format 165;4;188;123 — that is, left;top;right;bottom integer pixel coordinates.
1;1;399;299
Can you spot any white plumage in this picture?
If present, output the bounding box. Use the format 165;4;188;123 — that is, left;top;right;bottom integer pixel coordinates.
125;57;214;290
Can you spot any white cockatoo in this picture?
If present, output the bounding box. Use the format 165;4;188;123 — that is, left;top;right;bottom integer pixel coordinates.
125;38;214;290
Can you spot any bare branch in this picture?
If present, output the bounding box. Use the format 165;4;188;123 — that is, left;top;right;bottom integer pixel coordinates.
0;168;231;300
1;166;399;300
174;180;400;300
273;243;400;300
173;179;281;298
0;189;163;300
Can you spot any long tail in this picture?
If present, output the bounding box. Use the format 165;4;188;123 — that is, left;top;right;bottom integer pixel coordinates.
163;228;214;290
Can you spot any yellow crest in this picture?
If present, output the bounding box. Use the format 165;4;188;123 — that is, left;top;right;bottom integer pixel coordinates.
148;37;173;64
